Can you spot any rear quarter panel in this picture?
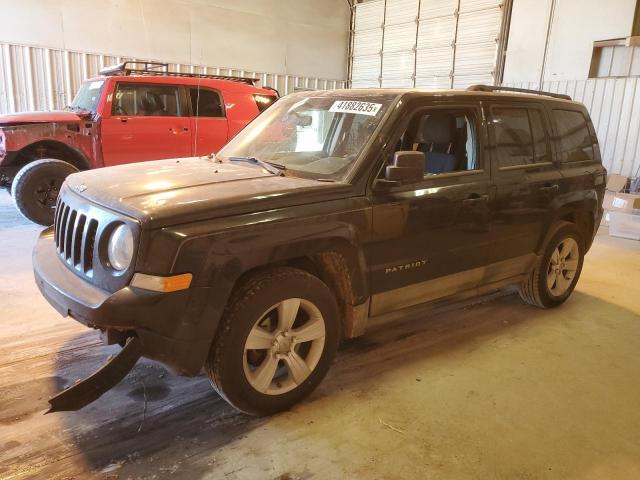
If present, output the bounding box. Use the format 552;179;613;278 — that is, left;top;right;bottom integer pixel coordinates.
541;101;605;250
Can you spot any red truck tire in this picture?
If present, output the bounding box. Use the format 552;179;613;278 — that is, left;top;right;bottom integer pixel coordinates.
11;159;78;226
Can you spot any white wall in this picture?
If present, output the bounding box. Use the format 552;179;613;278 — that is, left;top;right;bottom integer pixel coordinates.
503;0;637;83
0;0;350;80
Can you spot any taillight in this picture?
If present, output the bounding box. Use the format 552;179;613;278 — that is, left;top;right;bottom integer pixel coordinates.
253;94;277;113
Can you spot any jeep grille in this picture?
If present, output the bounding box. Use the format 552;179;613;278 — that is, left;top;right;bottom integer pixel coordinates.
52;185;139;291
54;197;99;274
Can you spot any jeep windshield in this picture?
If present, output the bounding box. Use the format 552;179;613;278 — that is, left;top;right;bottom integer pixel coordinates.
69;79;105;113
217;92;397;181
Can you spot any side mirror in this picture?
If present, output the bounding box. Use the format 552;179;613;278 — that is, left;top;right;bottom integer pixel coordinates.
385;151;425;184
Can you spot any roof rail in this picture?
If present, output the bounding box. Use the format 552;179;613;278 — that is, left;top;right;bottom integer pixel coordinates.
99;61;260;86
466;84;571;100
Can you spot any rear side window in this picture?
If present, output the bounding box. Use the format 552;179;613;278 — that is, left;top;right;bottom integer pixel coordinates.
112;83;181;116
552;109;594;162
492;107;534;167
190;88;224;117
529;110;551;163
492;107;552;167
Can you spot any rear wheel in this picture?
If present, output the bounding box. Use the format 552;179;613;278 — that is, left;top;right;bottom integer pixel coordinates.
206;267;340;416
519;222;585;308
11;159;78;226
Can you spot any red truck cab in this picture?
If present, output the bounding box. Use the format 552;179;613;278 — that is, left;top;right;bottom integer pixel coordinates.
0;61;278;225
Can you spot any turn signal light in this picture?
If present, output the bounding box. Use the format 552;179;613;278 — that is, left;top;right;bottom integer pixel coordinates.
131;273;193;292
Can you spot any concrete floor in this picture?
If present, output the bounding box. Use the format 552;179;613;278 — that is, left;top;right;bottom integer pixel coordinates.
1;189;640;480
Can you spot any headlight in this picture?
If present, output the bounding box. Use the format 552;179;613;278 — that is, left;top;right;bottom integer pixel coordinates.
107;224;133;271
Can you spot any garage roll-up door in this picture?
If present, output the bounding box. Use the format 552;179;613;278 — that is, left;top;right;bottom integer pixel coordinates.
350;0;507;89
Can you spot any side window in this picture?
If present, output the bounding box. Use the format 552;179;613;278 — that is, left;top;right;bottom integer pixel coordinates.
190;88;224;117
112;84;181;116
529;109;551;163
552;109;595;162
387;108;479;176
492;107;534;167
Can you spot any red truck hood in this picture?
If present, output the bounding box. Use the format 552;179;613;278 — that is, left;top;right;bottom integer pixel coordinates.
0;110;82;125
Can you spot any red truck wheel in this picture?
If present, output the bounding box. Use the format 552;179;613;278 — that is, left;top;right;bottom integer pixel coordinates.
11;159;78;226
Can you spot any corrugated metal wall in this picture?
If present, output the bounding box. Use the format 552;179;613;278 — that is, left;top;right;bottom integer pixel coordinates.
0;42;347;115
506;78;640;178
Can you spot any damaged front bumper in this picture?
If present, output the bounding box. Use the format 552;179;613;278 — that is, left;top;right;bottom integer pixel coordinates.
47;337;142;413
33;227;217;411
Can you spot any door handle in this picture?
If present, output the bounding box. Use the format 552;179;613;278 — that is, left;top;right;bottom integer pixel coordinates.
462;194;488;206
182;127;189;132
539;184;559;194
120;118;128;123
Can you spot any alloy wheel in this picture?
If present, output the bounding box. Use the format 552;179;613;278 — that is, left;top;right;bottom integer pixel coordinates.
243;298;326;395
546;237;579;296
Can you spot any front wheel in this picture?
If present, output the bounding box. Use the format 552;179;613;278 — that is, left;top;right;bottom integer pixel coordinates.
11;159;78;226
206;267;341;416
519;222;585;308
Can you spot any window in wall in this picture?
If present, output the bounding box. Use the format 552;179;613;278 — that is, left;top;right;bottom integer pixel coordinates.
552;109;595;162
190;88;224;117
589;44;640;78
112;84;181;116
492;107;535;167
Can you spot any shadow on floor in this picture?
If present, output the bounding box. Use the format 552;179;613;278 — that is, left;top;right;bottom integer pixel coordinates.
4;289;637;478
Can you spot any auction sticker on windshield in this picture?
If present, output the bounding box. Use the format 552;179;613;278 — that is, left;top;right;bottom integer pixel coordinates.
329;100;382;116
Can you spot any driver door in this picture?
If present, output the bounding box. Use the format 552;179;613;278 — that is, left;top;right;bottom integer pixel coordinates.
365;102;494;316
101;82;192;166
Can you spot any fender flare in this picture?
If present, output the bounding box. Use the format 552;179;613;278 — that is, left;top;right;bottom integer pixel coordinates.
536;192;599;255
14;139;91;171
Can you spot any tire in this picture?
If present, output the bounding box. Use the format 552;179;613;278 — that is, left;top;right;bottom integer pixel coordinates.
206;267;341;416
519;221;585;308
11;159;78;226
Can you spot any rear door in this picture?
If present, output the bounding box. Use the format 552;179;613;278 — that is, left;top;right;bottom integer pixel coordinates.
486;102;561;269
366;101;494;316
188;86;229;156
101;82;191;166
548;107;606;226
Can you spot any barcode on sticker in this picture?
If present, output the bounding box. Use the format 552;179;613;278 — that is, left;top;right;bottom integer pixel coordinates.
613;197;628;209
329;100;382;116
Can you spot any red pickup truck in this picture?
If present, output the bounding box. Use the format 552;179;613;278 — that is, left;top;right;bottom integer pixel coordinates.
0;61;278;225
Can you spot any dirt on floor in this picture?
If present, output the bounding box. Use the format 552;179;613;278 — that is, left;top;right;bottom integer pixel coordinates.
1;190;639;480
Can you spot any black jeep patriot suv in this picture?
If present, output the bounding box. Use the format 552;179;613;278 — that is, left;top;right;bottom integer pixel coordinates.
33;85;605;415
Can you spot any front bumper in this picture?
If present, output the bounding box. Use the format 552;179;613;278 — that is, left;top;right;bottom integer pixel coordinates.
0;160;19;188
33;227;215;375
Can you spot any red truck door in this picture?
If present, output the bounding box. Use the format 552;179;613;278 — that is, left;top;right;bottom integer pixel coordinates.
188;86;228;156
101;82;191;166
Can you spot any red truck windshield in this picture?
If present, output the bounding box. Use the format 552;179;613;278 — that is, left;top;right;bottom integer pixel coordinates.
69;80;105;112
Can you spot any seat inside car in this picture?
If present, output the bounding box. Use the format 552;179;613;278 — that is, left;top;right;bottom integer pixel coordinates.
417;113;458;174
138;92;165;116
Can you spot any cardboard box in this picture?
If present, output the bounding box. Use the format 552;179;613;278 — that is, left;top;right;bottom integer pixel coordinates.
601;191;616;226
602;191;640;227
603;191;616;210
609;210;640;241
606;173;628;193
611;193;640;211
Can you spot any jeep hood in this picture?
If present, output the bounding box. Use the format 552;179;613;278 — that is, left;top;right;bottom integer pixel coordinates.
64;157;351;227
0;110;83;126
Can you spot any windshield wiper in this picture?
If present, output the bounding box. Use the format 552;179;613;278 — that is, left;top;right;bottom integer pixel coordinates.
227;156;286;176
